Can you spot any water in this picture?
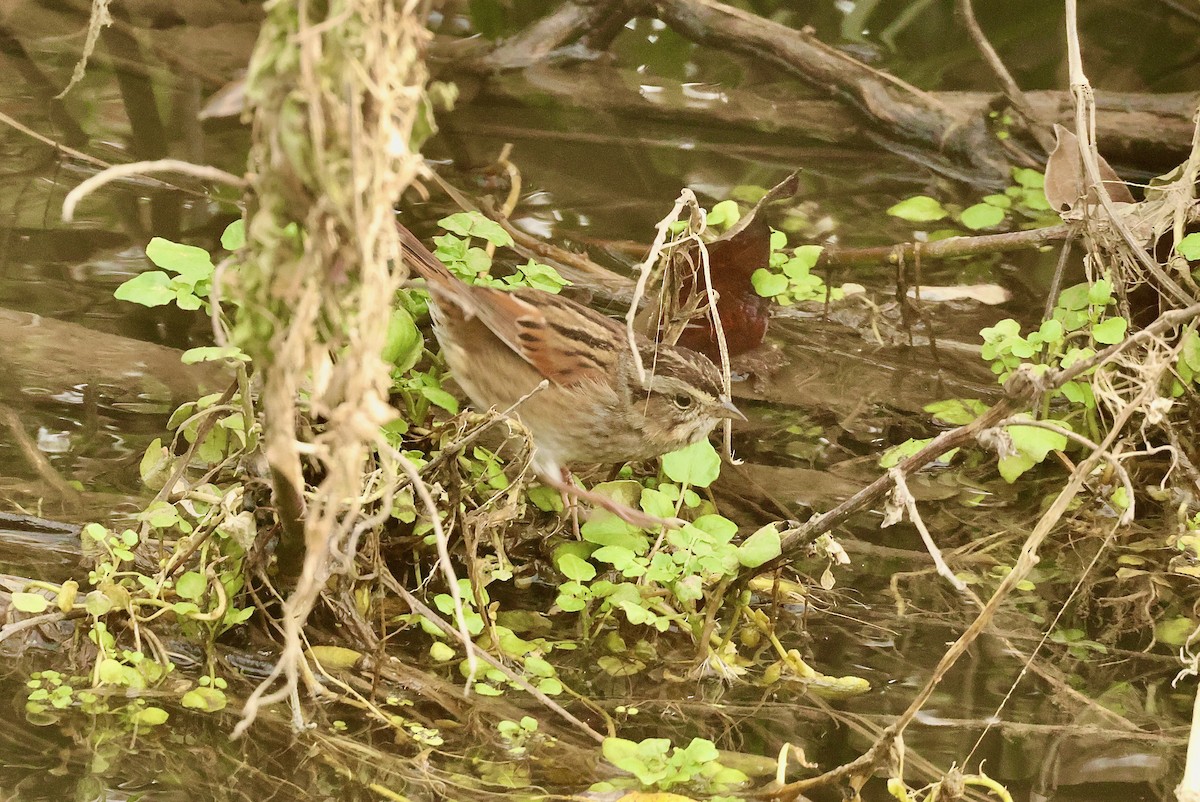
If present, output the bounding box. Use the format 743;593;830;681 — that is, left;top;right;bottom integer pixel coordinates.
0;1;1196;799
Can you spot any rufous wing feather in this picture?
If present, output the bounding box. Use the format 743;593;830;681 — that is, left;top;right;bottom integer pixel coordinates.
466;287;614;386
396;219;613;386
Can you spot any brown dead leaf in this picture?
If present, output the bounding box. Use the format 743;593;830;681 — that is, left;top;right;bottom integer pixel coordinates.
1044;124;1135;215
650;172;799;361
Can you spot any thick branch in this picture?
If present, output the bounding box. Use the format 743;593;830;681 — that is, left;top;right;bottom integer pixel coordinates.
650;0;1011;184
466;62;1198;172
470;0;634;71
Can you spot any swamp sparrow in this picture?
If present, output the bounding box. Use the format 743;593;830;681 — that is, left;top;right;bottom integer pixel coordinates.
396;221;744;525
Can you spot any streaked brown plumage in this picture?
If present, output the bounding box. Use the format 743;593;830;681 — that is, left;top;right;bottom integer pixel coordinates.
396;221;742;523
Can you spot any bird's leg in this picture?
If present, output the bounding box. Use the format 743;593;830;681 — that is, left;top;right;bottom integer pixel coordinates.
544;469;686;530
560;468;581;539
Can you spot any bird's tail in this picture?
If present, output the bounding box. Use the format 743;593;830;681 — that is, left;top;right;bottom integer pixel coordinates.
395;220;456;289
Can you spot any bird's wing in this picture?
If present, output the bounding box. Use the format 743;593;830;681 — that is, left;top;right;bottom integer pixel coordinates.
464;285;620;387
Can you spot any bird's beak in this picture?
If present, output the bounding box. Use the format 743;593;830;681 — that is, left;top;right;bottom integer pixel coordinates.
717;398;746;421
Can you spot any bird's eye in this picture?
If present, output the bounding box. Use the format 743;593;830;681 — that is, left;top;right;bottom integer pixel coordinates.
672;393;694;410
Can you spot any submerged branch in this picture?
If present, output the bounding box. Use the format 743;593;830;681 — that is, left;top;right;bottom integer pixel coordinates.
471;0;634;71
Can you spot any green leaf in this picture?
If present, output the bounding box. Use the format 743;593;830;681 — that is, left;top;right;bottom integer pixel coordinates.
309;645;363;669
981;318;1021;341
750;268;788;298
438;212;513;247
780;255;812;280
959;203;1006;230
589;479;643;508
1088;278;1114;306
1157;617;1197;646
11;592;49;613
1182;331;1200;372
420;386;459;414
1092;317;1128;345
556;553;596;582
1179;233;1200;260
706;200;741;230
680;737;719;764
462;247;491;276
997;452;1036;483
82;522;108;542
473;682;503;696
555;587;588;612
143;501;181;529
1007;421;1068;461
145;238;214;283
879;437;932;468
382;307;423;374
690;514;738;541
221;219;245;251
710;765;751;786
85;590;114;616
527;485;564;512
731;184;769;203
523;655;555;678
792;244;824;269
131;706;169;726
181;686;227;712
592;545;642;573
1020;187;1052;211
225;607;255;625
1012;167;1045;189
1060;380;1094;407
1060;347;1096;370
886;195;948;223
174;289;204;310
175;571;206;601
738;524;782;568
1038;319;1064;343
98;658;135;686
515;260;569;293
536;677;563;695
433;233;467;263
429;641;455;662
1057;283;1090;311
639;487;677;519
602;737;644;772
1055;308;1089;332
661;439;721;488
114;271;176;307
582;516;648;550
923;398;988;425
1010;338;1036;358
1110;485;1129;511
